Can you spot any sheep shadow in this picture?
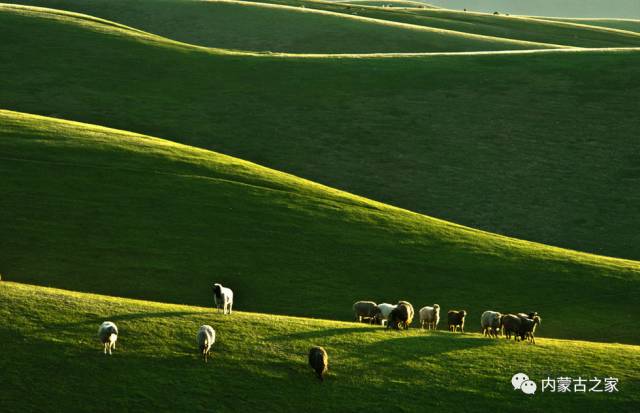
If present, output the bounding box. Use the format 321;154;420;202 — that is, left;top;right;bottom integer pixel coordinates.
355;331;497;361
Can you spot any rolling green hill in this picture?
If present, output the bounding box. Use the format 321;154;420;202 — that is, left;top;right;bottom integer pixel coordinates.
0;1;559;53
539;17;640;34
338;0;434;7
2;110;639;345
1;282;639;412
10;0;640;49
1;5;639;260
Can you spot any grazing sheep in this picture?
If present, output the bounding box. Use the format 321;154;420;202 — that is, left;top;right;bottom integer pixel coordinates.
196;325;216;363
419;304;440;330
212;283;234;314
517;312;538;320
353;301;378;324
447;310;467;333
98;321;118;355
388;301;414;330
308;346;328;381
501;314;522;341
374;303;397;326
481;311;502;337
519;316;541;344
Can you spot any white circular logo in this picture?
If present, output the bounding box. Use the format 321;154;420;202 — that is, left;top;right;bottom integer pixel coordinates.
511;373;529;390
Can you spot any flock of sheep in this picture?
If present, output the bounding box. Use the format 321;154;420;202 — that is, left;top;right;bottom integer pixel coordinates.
97;284;540;382
353;300;542;343
98;283;233;360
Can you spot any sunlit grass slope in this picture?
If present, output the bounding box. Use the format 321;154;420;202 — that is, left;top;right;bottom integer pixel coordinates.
258;0;640;47
1;6;640;260
0;1;558;53
1;282;639;412
338;0;434;7
539;17;640;34
2;110;640;345
11;0;640;49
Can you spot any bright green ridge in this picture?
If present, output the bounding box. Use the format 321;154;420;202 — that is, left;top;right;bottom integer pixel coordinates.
254;0;640;47
0;2;559;53
1;282;639;412
11;0;640;49
538;17;640;34
338;0;435;8
2;110;639;345
1;7;639;260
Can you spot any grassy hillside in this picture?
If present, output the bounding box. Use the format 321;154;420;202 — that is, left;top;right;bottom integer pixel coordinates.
540;17;640;34
1;282;639;412
1;6;640;260
12;0;640;49
1;1;558;53
2;110;640;345
338;0;434;7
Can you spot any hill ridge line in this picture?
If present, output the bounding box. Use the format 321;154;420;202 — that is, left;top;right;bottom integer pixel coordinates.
3;280;638;348
3;110;640;270
0;2;572;53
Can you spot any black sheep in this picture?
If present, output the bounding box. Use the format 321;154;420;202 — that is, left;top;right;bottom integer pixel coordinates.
308;346;328;381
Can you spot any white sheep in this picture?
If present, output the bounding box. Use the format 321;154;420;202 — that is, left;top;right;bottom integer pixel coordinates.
197;325;216;362
212;283;234;314
375;303;397;326
98;321;118;355
481;311;502;337
419;304;440;330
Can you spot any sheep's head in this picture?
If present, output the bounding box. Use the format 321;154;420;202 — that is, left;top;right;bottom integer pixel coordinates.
433;304;440;310
533;316;541;326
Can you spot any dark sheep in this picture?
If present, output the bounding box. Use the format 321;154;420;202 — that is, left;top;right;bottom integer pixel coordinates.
308;346;328;381
519;316;542;344
353;301;378;324
501;314;523;341
388;301;414;330
447;310;467;333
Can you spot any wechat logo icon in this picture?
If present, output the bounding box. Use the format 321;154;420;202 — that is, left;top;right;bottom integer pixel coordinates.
512;373;537;395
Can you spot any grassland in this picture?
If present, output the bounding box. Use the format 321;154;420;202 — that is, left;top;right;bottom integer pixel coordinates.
338;0;434;7
2;110;639;345
1;5;639;260
1;281;638;412
539;17;640;33
1;1;560;53
2;1;639;411
11;0;640;49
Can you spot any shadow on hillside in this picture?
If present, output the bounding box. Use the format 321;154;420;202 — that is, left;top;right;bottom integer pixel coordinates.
268;326;376;341
357;332;496;360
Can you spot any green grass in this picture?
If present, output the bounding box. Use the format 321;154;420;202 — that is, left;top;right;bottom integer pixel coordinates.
1;5;640;260
2;110;639;345
538;17;640;34
1;1;561;53
337;0;435;7
1;281;639;412
257;0;640;47
12;0;640;49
